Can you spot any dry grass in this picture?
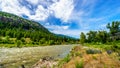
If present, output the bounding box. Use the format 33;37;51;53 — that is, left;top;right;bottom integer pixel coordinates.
62;46;120;68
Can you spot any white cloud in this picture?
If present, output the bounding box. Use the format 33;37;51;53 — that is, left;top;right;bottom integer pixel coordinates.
26;0;38;5
0;0;30;16
51;29;88;38
0;0;74;22
62;26;69;30
0;0;50;21
49;0;74;22
28;5;49;21
44;24;88;38
45;24;69;30
81;0;97;7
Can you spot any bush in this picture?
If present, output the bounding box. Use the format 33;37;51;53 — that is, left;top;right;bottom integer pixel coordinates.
63;54;71;63
75;52;82;57
0;37;2;41
104;44;120;52
21;37;25;42
111;44;120;52
86;49;102;54
75;60;84;68
48;40;54;45
6;36;10;41
58;54;71;67
16;40;22;47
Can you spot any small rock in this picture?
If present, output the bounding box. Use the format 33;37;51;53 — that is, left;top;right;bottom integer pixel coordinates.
0;64;4;68
106;50;112;54
42;56;54;61
21;64;25;68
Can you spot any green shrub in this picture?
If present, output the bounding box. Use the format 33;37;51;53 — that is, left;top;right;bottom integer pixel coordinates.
48;40;54;45
58;54;71;68
92;56;97;60
16;40;22;47
21;37;25;42
75;60;84;68
74;52;82;57
118;57;120;61
111;44;119;52
0;37;2;41
63;54;71;63
104;44;120;52
86;49;101;54
6;36;10;41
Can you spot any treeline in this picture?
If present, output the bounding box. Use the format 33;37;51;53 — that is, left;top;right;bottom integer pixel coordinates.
0;11;78;47
0;28;77;45
80;21;120;44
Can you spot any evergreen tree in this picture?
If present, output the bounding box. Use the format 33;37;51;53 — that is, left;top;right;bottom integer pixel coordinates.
107;21;120;35
80;32;86;44
107;21;120;40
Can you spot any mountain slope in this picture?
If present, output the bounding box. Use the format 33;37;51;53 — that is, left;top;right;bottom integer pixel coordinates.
0;11;77;47
0;11;49;32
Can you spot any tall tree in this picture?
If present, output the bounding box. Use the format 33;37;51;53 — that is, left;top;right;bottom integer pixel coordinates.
107;21;120;40
87;31;97;43
80;32;86;44
107;21;120;35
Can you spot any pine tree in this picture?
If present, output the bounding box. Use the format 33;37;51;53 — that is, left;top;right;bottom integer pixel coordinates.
80;32;86;44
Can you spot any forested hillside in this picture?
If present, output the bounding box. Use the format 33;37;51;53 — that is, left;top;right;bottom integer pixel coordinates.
0;11;77;47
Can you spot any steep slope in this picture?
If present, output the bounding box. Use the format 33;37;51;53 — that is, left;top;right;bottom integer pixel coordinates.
0;11;49;32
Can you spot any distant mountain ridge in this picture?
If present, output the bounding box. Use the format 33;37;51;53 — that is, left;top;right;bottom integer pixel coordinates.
0;11;49;33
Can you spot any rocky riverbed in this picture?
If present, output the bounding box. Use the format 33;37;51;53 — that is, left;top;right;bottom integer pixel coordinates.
0;45;77;68
32;56;58;68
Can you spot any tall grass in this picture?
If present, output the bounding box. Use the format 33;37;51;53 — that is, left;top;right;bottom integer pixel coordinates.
58;54;71;67
63;54;71;63
75;59;84;68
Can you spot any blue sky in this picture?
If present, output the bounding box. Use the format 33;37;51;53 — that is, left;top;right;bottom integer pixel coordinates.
0;0;120;38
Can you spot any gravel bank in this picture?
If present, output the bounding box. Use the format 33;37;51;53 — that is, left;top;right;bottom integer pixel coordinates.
0;45;76;68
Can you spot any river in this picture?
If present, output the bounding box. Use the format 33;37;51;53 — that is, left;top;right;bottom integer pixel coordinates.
0;45;77;68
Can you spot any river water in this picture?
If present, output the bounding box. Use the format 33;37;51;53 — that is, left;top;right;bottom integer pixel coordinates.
0;45;77;68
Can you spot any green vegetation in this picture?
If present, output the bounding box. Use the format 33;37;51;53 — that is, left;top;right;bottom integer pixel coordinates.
58;54;71;67
61;46;120;68
80;32;86;44
86;49;101;54
0;11;78;47
80;21;120;52
80;21;120;44
74;21;120;68
85;42;120;51
16;40;22;48
75;60;84;68
63;54;71;63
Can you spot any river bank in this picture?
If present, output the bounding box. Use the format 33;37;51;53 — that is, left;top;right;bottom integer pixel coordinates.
0;45;78;68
